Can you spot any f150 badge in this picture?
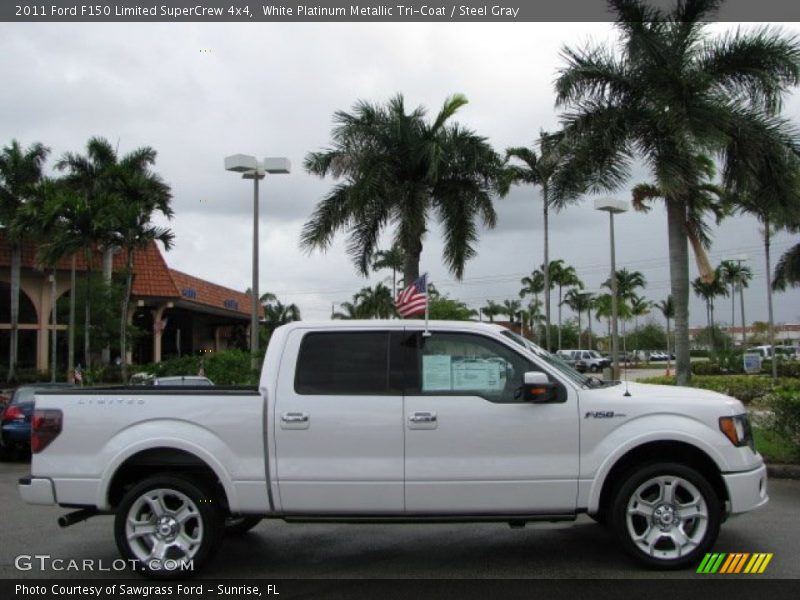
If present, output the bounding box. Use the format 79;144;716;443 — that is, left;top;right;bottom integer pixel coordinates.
584;411;627;419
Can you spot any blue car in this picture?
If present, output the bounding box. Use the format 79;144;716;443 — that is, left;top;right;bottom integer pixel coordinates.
0;383;75;460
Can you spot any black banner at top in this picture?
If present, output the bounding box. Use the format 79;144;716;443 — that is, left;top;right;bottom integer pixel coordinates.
4;0;800;22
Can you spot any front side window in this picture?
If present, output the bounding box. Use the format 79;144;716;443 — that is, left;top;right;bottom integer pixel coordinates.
410;332;535;403
295;331;397;395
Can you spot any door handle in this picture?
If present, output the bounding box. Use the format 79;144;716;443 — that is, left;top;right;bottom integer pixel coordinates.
281;412;309;423
409;411;437;423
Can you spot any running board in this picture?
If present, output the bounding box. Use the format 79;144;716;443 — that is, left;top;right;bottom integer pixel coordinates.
281;513;577;525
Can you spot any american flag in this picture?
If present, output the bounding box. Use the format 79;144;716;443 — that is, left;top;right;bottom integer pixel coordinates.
395;274;427;318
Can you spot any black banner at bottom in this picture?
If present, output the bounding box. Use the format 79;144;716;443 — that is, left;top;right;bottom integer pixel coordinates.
3;579;800;600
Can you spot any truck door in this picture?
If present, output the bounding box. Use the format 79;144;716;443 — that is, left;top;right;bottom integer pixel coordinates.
403;330;580;514
274;329;405;513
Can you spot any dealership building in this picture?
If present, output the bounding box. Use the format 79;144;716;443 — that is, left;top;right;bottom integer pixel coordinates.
0;233;260;371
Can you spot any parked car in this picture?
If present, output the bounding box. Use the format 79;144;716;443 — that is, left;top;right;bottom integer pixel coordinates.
130;374;214;386
561;349;610;373
1;383;75;460
151;375;214;386
20;321;767;577
555;350;588;373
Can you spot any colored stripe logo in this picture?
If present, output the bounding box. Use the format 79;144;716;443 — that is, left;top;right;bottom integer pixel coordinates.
697;553;773;574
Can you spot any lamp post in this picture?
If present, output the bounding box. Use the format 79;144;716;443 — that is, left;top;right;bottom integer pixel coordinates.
595;198;628;380
225;154;290;370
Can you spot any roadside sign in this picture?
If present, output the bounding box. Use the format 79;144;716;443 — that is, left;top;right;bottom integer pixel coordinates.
743;353;762;375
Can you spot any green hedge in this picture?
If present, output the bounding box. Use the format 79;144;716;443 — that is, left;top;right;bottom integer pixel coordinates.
691;357;800;378
637;375;800;405
136;349;258;386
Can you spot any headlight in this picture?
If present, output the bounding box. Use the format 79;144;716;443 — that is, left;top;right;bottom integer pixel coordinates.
719;414;755;451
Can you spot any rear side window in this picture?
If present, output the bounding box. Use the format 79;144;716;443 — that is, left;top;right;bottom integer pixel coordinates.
295;332;396;395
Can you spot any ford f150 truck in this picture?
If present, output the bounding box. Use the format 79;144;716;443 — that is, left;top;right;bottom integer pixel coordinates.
19;321;767;577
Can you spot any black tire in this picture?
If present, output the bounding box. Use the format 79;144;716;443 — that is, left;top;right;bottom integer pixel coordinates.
114;475;224;579
590;364;600;373
224;515;263;535
610;462;721;569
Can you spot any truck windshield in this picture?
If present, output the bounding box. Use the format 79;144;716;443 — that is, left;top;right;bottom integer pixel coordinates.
499;330;592;388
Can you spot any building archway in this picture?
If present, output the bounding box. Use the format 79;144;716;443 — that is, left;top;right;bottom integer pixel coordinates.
0;281;40;370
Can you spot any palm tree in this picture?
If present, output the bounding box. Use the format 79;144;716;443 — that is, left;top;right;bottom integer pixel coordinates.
657;295;675;373
355;284;395;319
605;268;647;302
773;242;800;291
555;0;800;384
522;298;545;343
0;140;50;381
262;296;302;331
719;259;754;346
548;259;583;350
480;300;503;323
629;294;652;338
502;299;522;324
56;137;123;368
103;148;174;381
332;300;361;320
506;131;586;351
302;94;505;287
563;289;593;348
631;155;729;284
519;269;545;307
692;268;729;352
371;244;406;296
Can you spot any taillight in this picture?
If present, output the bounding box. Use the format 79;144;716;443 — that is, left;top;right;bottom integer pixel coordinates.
2;405;24;423
31;409;62;453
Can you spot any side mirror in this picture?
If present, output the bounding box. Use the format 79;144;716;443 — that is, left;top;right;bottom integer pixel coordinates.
521;371;560;403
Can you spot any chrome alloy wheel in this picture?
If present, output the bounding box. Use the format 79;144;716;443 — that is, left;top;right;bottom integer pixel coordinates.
625;475;709;560
125;488;204;564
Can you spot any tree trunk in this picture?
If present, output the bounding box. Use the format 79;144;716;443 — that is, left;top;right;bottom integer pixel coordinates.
83;249;93;369
764;219;777;381
120;250;134;383
667;198;691;385
739;284;747;346
557;285;563;350
50;269;57;383
402;238;423;288
542;193;551;352
102;247;113;364
68;255;76;382
8;244;20;381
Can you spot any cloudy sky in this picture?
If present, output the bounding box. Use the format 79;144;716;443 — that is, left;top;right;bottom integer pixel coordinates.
2;20;799;328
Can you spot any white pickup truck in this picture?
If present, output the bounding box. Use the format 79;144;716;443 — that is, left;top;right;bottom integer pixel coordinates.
19;321;767;577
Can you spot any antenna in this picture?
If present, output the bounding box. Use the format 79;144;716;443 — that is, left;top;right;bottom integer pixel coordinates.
622;326;631;397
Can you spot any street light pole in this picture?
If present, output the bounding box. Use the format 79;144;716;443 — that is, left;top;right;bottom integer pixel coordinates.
595;198;628;380
225;155;290;371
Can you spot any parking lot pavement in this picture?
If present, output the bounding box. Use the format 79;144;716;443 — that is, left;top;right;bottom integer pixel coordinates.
2;461;798;579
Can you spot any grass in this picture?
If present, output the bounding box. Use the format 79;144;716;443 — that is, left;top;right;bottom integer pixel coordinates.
753;427;800;464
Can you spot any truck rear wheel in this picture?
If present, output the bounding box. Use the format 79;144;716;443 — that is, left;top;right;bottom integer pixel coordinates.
610;462;721;569
114;475;224;578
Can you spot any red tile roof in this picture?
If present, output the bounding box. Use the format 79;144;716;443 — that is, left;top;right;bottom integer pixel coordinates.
0;231;260;317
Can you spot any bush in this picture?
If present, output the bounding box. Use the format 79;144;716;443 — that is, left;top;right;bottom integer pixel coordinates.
135;349;258;386
761;360;800;378
636;374;800;405
691;361;723;376
765;386;800;451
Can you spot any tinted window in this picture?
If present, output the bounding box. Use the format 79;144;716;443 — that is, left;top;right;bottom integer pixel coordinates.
295;332;395;395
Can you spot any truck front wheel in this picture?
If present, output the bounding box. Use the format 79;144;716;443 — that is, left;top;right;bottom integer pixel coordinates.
611;462;721;569
114;475;224;578
224;515;263;535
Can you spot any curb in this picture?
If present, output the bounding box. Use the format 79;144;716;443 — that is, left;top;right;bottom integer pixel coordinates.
766;463;800;479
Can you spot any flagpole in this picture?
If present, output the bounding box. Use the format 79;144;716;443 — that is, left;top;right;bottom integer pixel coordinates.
423;272;431;337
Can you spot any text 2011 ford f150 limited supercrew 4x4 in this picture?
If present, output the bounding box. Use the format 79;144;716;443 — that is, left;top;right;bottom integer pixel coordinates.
19;321;767;577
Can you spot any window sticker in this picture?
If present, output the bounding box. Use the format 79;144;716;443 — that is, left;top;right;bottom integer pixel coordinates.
452;359;502;391
422;355;452;391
